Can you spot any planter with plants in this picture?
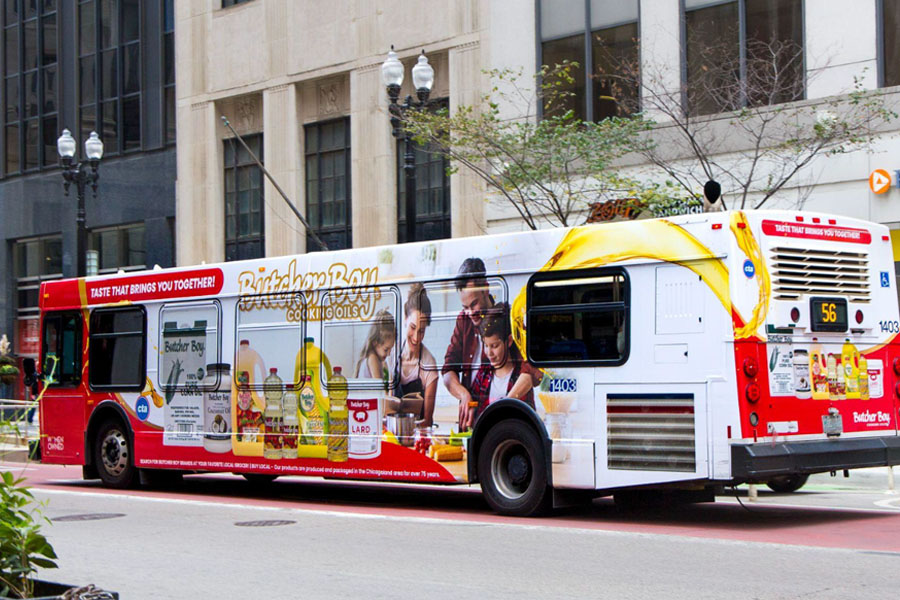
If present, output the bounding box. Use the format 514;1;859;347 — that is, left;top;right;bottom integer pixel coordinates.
2;407;118;599
0;334;18;386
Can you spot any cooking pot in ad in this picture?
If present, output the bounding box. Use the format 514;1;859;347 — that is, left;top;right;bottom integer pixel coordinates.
384;412;417;446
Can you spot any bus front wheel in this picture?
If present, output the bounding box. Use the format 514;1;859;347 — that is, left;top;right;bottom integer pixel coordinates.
477;420;550;517
94;419;136;489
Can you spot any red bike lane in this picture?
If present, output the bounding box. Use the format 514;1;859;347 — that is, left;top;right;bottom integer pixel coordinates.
9;460;900;553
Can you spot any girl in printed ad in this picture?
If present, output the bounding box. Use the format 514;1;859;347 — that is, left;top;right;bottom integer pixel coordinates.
355;309;396;381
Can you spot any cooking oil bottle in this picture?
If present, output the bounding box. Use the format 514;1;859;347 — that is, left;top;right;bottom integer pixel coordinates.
842;339;860;400
826;353;839;400
263;368;283;459
809;339;829;400
281;383;299;458
859;353;870;400
298;374;328;458
327;366;349;462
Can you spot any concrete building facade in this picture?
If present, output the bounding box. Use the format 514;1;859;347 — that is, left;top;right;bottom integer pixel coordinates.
175;0;900;268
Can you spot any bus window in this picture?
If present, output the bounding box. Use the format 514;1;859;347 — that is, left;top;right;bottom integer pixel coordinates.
89;306;146;390
235;292;305;389
527;269;629;366
41;311;82;386
159;301;221;392
320;286;400;389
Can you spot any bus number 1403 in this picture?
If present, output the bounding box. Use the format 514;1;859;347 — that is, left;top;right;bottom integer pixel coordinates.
879;320;899;333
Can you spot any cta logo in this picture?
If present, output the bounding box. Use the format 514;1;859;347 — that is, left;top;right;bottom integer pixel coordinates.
136;396;150;421
743;259;755;278
853;410;890;425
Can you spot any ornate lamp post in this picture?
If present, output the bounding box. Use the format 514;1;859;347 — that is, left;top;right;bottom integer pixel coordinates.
57;129;103;277
382;47;434;244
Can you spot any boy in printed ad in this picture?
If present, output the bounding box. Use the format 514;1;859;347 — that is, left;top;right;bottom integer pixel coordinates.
465;312;536;429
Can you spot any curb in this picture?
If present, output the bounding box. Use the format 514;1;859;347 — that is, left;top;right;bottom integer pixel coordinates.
0;445;31;463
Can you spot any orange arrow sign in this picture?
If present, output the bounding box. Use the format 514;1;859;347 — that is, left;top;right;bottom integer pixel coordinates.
870;169;892;194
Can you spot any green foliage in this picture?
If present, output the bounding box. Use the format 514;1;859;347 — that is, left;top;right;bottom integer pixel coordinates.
0;425;57;598
403;63;672;228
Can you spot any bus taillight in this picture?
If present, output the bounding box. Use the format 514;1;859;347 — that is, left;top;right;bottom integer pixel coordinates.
743;357;759;378
893;357;900;377
745;382;761;403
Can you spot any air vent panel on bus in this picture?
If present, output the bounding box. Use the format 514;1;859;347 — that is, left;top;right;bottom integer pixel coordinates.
770;247;870;303
607;394;696;472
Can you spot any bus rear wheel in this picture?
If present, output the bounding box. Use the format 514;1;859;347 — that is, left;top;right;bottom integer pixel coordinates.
478;420;550;517
94;419;136;489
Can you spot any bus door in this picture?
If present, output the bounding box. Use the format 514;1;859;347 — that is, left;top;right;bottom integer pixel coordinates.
594;263;715;488
39;310;86;462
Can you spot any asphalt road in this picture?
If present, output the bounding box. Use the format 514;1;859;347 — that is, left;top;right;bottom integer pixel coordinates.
8;462;900;599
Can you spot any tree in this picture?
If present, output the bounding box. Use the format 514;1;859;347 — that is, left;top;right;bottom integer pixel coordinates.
402;64;675;229
598;31;898;209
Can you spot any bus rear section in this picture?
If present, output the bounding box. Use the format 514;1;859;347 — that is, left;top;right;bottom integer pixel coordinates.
728;212;900;485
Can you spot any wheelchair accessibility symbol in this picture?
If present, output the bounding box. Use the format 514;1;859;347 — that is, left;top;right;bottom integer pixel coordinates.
881;271;890;288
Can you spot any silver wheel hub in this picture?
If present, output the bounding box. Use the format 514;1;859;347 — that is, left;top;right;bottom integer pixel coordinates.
100;429;129;477
490;439;532;500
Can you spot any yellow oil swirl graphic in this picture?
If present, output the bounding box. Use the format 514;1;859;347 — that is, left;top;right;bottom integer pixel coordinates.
730;211;770;340
510;213;769;358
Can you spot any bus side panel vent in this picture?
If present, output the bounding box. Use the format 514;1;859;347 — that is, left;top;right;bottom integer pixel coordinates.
607;393;696;472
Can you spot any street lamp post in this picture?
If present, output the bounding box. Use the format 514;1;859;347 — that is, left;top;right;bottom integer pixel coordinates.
382;47;434;244
57;129;103;278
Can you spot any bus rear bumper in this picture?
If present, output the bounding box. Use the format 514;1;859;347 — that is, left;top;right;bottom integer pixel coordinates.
730;435;900;480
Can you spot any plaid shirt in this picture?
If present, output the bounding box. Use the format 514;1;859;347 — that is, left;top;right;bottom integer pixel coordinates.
469;345;535;419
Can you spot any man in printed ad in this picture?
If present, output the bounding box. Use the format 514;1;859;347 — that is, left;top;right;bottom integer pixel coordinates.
442;257;541;430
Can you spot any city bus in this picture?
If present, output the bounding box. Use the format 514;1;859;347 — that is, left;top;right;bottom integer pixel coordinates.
28;209;900;516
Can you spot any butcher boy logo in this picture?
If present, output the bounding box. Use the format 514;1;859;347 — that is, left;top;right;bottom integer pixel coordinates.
237;259;381;322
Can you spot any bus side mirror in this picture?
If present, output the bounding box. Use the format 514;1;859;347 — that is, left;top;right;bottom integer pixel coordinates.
22;358;36;386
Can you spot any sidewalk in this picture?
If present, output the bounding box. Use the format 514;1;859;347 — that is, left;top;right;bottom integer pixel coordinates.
0;420;40;463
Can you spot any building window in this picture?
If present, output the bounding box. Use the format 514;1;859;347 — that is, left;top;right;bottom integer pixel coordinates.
305;118;351;252
221;0;253;7
89;306;146;390
224;134;264;261
2;0;58;175
162;0;175;144
883;0;900;87
397;100;451;244
538;0;639;121
13;235;62;320
89;223;146;273
78;0;142;156
685;0;803;116
526;268;629;366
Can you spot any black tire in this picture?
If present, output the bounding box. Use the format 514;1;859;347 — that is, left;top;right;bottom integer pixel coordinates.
766;474;809;493
94;419;136;489
477;420;551;517
241;473;279;485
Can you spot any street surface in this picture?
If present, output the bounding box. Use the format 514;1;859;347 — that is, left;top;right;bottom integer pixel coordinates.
6;461;900;599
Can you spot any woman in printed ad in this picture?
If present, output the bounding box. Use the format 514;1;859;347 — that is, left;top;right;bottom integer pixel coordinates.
397;283;438;426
